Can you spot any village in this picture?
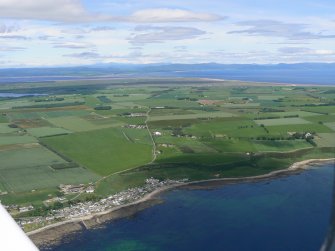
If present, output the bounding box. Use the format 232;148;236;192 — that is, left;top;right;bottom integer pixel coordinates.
16;178;187;229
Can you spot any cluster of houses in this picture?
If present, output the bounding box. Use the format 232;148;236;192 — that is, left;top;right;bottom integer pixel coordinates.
126;113;147;117
59;184;95;194
17;178;187;228
123;124;147;129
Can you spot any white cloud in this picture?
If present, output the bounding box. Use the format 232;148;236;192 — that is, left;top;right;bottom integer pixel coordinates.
0;23;20;33
0;1;223;24
129;26;207;45
0;45;25;51
279;47;335;55
0;0;92;22
229;20;335;40
126;8;224;23
63;51;101;58
53;41;94;49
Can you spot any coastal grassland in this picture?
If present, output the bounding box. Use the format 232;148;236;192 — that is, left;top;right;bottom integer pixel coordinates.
95;147;335;198
41;128;153;176
203;139;256;152
156;152;248;165
0;146;99;192
252;140;312;152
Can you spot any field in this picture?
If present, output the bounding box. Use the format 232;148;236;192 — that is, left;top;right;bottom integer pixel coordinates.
27;127;72;138
0;146;99;193
41;128;153;176
254;118;311;126
149;111;235;121
0;135;37;146
0;79;334;210
314;133;335;147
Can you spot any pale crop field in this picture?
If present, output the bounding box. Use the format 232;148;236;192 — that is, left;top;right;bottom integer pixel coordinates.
0;135;37;146
254;117;311;126
315;133;335;147
27;127;72;138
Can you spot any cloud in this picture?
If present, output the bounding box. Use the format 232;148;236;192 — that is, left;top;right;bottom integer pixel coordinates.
63;51;102;59
0;0;92;22
0;24;19;33
53;42;93;49
0;35;29;40
0;45;25;51
229;20;335;40
279;47;335;55
89;26;115;32
129;26;206;45
126;8;224;23
0;1;223;23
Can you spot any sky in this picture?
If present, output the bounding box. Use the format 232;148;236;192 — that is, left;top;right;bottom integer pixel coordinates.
0;0;334;67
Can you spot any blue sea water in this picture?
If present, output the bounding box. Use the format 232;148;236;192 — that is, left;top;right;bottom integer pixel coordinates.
47;164;334;251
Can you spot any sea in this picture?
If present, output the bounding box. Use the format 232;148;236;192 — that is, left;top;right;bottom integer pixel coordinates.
45;163;334;251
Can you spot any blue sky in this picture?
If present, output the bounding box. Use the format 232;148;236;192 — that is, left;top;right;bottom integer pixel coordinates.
0;0;334;67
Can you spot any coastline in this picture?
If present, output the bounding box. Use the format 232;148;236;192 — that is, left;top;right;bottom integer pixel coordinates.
28;158;335;248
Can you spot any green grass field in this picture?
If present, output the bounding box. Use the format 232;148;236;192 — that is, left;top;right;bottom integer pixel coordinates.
27;127;72;137
0;135;37;146
0;146;99;192
0;123;18;133
42;128;153;176
47;116;122;132
184;119;265;138
253;140;312;152
268;123;333;134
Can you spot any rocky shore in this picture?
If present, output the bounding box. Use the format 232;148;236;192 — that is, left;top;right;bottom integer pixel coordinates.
28;158;334;248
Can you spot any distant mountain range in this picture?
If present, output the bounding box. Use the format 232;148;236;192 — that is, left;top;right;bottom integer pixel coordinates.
0;63;334;85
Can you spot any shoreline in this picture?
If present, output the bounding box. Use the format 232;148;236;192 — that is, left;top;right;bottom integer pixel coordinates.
28;158;335;248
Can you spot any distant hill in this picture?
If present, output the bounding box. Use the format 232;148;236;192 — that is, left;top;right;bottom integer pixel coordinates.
0;63;334;85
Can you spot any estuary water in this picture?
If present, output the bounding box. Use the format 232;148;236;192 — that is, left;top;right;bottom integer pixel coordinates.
47;163;334;251
0;93;44;98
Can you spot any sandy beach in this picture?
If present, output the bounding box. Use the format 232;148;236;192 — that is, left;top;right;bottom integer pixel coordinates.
28;158;334;248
